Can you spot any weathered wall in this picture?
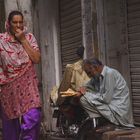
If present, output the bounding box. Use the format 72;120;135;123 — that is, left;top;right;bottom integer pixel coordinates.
96;0;131;107
100;0;130;84
37;0;60;130
81;0;98;58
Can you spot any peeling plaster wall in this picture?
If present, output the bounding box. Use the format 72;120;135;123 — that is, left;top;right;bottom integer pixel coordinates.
37;0;60;130
82;0;98;58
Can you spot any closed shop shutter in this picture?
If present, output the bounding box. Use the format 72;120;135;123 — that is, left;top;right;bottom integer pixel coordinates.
127;0;140;124
59;0;82;72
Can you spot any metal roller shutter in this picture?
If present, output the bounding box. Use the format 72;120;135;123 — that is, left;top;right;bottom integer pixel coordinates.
127;0;140;124
59;0;82;72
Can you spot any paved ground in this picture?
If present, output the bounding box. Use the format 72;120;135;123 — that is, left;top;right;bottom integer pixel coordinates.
47;135;74;140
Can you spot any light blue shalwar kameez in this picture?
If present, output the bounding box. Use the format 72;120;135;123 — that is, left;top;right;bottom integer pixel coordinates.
80;66;134;128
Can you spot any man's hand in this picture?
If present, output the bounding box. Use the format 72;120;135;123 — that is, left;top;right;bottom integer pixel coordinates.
75;91;83;97
78;87;86;95
74;87;87;98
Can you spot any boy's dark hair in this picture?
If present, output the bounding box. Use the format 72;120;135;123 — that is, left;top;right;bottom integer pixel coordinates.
76;46;85;58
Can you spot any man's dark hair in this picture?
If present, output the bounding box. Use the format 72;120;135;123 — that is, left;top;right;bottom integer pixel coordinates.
83;58;103;67
76;46;85;58
8;10;23;24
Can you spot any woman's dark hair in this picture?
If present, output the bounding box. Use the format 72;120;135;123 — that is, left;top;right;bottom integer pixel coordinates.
76;46;85;58
83;58;103;67
8;10;23;24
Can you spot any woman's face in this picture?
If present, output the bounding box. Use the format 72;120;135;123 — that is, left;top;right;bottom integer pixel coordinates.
9;15;24;35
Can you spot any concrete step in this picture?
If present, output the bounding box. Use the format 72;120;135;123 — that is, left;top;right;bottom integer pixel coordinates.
102;128;140;140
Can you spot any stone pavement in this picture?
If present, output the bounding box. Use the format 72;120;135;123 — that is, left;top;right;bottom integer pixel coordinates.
45;128;140;140
47;135;74;140
0;124;139;140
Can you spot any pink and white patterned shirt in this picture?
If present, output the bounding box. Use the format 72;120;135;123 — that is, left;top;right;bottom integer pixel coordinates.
0;32;41;119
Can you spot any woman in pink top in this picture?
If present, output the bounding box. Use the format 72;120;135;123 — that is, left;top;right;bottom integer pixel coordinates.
0;10;42;140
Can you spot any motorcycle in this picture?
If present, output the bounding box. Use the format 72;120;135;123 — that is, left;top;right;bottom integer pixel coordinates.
52;96;103;140
50;89;115;140
52;96;86;133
